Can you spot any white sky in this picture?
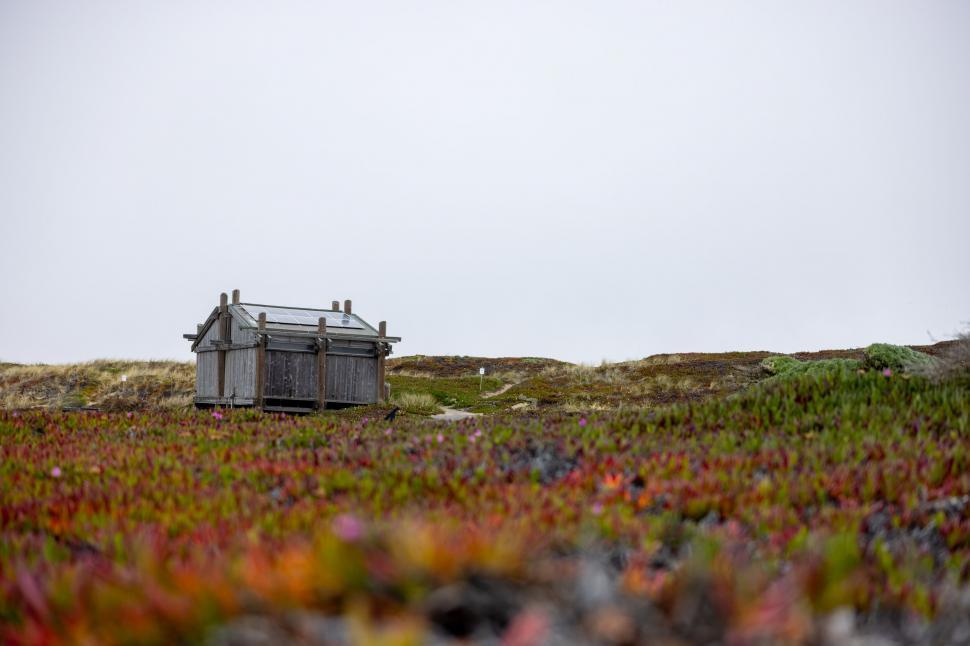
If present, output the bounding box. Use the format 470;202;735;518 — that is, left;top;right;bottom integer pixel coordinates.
1;1;968;364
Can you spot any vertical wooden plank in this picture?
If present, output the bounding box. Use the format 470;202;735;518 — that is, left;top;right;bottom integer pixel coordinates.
347;357;355;402
195;355;205;399
195;321;204;402
328;355;345;402
217;293;228;400
226;350;235;401
264;351;280;398
197;352;219;397
376;321;387;403
229;348;254;399
298;353;316;399
226;347;258;401
368;358;378;402
245;348;254;398
344;299;352;315
329;355;340;402
317;317;327;410
255;313;266;409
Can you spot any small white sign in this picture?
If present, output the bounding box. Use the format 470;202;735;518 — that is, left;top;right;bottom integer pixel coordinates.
479;367;485;375
120;375;127;382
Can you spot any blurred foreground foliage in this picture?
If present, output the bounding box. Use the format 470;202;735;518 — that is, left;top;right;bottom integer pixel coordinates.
2;361;969;643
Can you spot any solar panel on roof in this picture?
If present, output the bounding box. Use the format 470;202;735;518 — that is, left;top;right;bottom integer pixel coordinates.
240;305;364;330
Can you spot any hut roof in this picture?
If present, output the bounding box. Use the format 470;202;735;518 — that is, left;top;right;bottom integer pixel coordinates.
188;302;400;351
235;303;376;335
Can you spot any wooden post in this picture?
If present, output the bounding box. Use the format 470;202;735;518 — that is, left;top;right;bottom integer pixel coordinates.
231;289;240;304
377;321;387;403
331;300;340;311
217;293;229;400
344;299;352;315
255;313;266;409
317;317;327;410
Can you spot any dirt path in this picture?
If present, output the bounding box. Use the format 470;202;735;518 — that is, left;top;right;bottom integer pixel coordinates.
482;382;517;399
431;380;521;420
431;407;481;421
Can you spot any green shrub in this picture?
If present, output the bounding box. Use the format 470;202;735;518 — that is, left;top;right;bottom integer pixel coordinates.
863;343;935;372
788;358;861;379
761;356;860;379
761;343;936;384
760;356;802;375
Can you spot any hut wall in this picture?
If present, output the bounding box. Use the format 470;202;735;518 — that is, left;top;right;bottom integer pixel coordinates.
226;348;257;400
264;350;317;400
193;309;389;407
196;351;219;398
326;354;377;403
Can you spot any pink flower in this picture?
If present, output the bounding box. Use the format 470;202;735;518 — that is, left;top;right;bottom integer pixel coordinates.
503;608;549;646
578;418;587;427
591;502;603;516
437;433;445;444
883;368;892;377
50;467;62;478
332;514;363;542
126;412;133;419
385;428;393;436
212;411;224;420
362;417;369;424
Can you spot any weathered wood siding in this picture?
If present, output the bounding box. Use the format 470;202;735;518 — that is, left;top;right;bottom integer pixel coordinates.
326;355;377;403
194;316;385;407
264;350;317;400
229;317;255;344
226;348;257;399
330;339;377;354
199;320;221;347
196;351;219;397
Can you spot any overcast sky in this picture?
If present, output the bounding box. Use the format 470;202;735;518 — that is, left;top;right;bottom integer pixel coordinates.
1;1;968;365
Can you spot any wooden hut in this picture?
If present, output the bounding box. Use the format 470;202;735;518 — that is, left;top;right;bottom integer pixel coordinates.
183;291;400;412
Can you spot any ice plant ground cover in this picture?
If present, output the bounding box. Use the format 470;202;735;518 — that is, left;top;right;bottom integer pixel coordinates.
2;368;970;643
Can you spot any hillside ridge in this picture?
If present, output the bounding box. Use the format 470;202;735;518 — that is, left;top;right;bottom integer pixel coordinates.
0;341;958;414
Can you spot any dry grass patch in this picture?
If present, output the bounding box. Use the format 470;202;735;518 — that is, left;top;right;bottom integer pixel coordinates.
912;333;970;383
390;391;441;416
0;360;194;411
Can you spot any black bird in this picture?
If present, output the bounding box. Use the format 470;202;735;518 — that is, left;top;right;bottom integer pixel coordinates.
383;406;400;421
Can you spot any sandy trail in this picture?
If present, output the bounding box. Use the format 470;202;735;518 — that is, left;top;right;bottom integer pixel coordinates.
431;407;481;421
481;382;516;399
431;380;520;420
